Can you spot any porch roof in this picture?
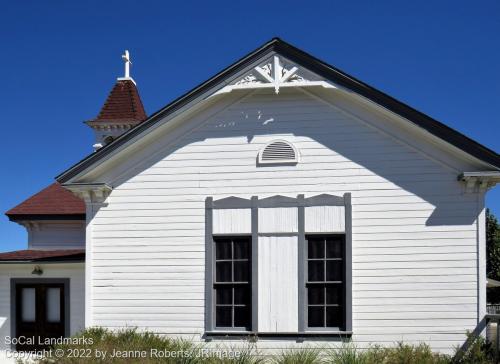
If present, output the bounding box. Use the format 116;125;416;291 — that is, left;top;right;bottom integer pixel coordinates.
0;249;85;263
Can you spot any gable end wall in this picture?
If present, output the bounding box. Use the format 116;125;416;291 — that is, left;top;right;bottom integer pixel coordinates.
85;89;484;354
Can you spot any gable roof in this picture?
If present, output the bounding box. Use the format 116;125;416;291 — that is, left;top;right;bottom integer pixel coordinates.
57;38;500;182
6;183;85;221
90;79;147;123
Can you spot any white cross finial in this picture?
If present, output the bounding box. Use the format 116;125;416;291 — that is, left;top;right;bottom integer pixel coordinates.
122;50;132;78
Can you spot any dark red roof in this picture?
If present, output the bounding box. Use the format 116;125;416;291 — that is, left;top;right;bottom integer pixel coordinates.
93;79;147;123
6;183;85;220
0;249;85;262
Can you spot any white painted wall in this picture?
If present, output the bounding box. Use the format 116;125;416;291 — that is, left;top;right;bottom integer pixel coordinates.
27;221;85;250
84;88;483;353
0;263;85;351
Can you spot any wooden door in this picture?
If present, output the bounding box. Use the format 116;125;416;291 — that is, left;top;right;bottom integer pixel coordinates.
15;283;65;351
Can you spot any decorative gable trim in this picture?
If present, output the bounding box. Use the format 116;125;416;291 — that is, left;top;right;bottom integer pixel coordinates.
231;55;322;94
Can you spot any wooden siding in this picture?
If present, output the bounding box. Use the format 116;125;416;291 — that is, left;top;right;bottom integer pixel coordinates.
213;208;251;234
258;235;298;332
258;207;298;233
87;88;482;353
305;206;345;233
28;221;85;250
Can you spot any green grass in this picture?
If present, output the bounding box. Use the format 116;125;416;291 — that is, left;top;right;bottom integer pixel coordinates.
27;328;497;363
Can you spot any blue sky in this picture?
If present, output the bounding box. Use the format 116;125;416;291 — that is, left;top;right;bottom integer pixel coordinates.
0;1;498;252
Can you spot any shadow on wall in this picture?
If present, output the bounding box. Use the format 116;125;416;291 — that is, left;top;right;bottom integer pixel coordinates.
100;89;479;227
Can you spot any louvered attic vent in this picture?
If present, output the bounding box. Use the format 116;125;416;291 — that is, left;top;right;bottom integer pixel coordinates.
258;140;299;165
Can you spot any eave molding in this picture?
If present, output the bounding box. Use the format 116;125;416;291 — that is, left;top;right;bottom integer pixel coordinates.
62;183;112;204
458;171;500;193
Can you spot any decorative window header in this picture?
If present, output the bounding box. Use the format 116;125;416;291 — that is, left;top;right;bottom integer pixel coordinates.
209;194;346;210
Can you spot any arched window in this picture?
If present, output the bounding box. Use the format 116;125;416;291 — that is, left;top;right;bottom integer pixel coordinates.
258;140;298;165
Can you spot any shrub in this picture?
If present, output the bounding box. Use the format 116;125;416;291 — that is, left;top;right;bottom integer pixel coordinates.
326;343;450;364
35;327;259;364
453;334;495;364
270;347;321;364
24;328;499;364
326;343;369;364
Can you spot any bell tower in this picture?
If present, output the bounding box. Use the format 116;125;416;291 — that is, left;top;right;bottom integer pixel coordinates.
86;50;147;150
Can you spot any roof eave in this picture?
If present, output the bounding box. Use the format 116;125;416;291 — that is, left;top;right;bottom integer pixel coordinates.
0;259;85;264
6;214;86;222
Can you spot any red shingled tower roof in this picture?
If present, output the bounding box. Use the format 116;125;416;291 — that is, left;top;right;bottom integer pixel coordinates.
93;79;147;123
6;183;85;220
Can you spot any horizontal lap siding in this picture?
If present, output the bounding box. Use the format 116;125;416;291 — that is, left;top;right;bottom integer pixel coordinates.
90;90;478;354
30;222;85;249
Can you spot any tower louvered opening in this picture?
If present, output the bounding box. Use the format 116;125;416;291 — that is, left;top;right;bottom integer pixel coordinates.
258;140;298;165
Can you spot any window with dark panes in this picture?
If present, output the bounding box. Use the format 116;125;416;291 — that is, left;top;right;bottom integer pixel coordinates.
214;237;251;330
306;235;344;329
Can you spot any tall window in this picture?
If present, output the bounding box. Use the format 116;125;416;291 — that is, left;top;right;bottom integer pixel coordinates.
214;237;251;330
306;235;345;329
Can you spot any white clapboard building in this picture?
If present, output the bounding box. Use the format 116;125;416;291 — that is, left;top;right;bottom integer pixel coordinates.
1;38;499;354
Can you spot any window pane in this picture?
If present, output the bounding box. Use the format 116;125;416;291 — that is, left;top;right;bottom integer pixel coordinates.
308;306;324;327
326;306;343;328
326;260;343;281
213;236;251;330
216;286;232;304
216;262;232;282
234;286;249;305
216;240;231;260
21;288;36;322
308;239;324;259
307;285;324;305
326;238;342;258
305;235;346;330
233;261;249;282
308;261;324;282
46;288;61;323
216;307;232;327
234;306;250;328
233;240;249;259
326;285;342;304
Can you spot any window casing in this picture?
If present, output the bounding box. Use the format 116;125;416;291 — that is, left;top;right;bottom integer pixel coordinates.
213;237;252;330
205;194;352;336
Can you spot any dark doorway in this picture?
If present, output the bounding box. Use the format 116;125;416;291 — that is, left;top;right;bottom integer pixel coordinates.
12;280;68;351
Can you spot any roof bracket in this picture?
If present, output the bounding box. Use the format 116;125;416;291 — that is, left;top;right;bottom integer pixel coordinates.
62;183;112;205
458;171;500;193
